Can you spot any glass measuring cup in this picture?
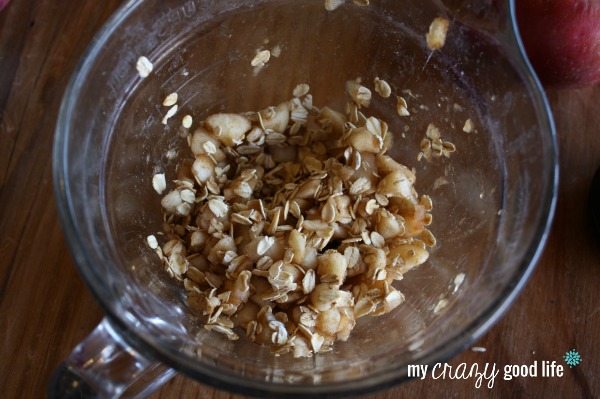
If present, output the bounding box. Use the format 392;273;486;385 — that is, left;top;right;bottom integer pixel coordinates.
50;0;558;397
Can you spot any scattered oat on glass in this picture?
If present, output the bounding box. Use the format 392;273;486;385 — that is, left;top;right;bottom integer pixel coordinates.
146;234;159;250
182;115;193;129
419;123;456;161
324;0;345;11
162;93;178;107
148;80;436;358
152;173;166;195
397;96;410;116
251;50;271;67
251;49;272;75
374;77;392;98
453;272;465;293
162;104;179;125
136;56;153;79
433;298;449;314
426;17;450;51
463;118;474;133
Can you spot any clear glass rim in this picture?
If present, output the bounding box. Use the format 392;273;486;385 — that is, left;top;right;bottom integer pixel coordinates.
52;0;559;396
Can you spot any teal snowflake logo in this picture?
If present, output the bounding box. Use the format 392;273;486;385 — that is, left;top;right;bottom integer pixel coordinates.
563;349;582;368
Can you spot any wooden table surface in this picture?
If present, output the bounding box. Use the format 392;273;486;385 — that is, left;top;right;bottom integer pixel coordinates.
1;1;598;398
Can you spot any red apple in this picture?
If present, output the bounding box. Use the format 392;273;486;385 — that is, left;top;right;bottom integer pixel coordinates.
516;0;600;88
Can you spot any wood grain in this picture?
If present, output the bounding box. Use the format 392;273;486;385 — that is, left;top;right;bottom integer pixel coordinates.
0;1;598;398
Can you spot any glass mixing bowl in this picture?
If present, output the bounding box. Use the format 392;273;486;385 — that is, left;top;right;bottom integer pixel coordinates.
51;0;557;397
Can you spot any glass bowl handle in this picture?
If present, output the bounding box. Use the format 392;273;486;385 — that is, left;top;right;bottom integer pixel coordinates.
47;318;175;398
